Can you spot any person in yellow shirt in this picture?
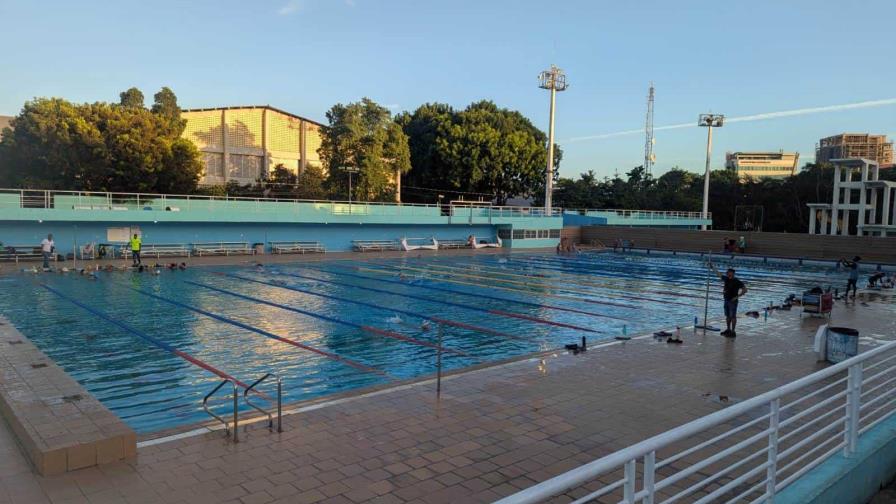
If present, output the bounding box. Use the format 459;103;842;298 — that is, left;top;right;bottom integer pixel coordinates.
129;234;142;266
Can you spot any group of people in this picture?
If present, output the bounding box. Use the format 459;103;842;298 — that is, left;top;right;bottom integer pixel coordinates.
838;256;894;299
722;236;747;254
555;238;579;254
33;232;187;274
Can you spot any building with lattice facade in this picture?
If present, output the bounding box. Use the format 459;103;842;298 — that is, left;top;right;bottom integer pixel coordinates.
816;134;893;167
181;105;325;186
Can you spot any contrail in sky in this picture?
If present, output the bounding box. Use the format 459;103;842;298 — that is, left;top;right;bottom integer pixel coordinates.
567;98;896;143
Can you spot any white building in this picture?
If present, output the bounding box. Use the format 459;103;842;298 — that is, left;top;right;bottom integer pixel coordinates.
807;158;896;236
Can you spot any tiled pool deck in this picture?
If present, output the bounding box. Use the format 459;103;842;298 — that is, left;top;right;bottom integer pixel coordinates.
0;273;894;503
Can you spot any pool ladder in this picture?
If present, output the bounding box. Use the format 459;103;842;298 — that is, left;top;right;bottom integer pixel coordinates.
202;373;282;443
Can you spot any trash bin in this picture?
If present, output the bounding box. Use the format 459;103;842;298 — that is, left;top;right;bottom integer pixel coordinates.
826;327;859;363
253;243;264;255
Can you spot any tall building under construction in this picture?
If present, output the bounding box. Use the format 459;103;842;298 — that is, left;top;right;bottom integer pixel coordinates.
816;133;893;167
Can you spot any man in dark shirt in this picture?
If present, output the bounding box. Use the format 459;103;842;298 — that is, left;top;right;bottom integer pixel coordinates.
709;262;748;337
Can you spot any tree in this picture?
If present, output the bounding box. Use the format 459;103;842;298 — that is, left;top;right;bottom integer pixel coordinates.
0;90;203;193
318;98;411;201
398;100;558;204
119;87;145;109
151;87;186;136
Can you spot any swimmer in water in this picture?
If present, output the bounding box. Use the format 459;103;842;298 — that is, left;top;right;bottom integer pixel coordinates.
178;262;187;270
421;321;431;331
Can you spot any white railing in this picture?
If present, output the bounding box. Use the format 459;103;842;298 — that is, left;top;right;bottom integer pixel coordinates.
496;339;896;504
571;209;711;220
0;188;561;218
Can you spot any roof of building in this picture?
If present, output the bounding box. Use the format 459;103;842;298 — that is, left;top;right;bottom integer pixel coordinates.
181;105;326;127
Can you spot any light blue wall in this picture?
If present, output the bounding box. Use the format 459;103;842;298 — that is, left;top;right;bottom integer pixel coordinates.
777;415;896;504
0;196;563;252
0;222;507;253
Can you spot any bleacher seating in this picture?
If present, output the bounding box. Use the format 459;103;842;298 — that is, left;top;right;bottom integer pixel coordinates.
0;245;45;263
437;239;469;249
352;240;401;252
269;241;326;254
120;243;191;259
192;242;252;256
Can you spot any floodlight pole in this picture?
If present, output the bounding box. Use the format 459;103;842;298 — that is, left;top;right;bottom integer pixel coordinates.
698;114;724;231
539;65;568;215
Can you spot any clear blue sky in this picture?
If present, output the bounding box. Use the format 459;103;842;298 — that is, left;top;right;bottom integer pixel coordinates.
1;0;894;179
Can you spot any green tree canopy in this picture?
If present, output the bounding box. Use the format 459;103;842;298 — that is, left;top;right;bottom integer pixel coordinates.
551;163;843;232
119;87;145;109
397;101;560;204
0;89;203;193
318;98;411;202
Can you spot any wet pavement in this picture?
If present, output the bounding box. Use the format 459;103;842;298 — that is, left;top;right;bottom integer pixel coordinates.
0;287;894;503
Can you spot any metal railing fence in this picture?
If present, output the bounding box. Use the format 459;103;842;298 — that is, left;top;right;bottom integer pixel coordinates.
497;339;896;504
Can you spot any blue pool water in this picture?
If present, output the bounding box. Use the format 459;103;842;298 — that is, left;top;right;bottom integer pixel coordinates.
0;252;850;434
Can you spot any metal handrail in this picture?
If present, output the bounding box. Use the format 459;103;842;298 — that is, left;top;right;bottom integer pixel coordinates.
568;208;712;219
0;188;562;217
202;379;239;442
496;339;896;504
243;373;283;433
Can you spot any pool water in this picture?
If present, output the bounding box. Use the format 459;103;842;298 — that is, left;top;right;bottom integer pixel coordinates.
0;252;849;434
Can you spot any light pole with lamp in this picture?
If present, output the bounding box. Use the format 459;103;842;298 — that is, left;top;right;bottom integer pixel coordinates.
697;113;724;231
342;166;361;214
538;65;568;215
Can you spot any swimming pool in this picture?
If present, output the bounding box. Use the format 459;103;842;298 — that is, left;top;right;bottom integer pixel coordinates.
0;252;850;434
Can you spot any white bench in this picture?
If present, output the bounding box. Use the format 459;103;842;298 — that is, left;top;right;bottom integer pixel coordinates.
192;242;252;256
120;244;191;259
438;239;469;249
352;240;401;252
269;241;326;254
0;245;46;263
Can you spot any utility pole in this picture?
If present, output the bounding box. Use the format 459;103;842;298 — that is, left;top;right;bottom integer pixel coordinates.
538;65;568;214
644;83;656;174
698;114;724;231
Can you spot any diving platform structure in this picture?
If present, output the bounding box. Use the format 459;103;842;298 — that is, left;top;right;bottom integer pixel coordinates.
807;158;896;236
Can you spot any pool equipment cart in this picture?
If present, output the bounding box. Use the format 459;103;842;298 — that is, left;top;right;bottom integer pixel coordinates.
801;288;833;318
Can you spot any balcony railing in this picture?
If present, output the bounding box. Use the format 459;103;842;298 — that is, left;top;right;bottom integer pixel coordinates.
568;208;711;220
0;189;562;218
497;338;896;503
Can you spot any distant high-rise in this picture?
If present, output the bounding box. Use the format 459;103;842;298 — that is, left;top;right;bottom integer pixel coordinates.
816;133;893;167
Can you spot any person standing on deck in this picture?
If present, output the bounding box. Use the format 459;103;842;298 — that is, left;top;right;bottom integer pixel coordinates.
40;234;54;270
839;256;861;300
708;261;748;338
129;233;142;266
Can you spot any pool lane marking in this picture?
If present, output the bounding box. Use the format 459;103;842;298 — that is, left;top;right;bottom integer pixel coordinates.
535;254;835;290
420;259;703;306
183;280;468;358
40;283;252;389
224;274;540;343
138;328;663;449
124;286;393;375
271;271;604;334
313;263;632;318
361;261;701;308
365;262;636;312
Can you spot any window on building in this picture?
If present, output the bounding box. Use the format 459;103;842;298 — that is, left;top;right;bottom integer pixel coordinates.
228;154;263;181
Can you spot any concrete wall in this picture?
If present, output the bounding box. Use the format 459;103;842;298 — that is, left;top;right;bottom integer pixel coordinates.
581;226;896;263
0;222;500;254
777;415;896;504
